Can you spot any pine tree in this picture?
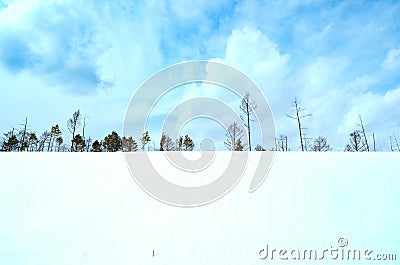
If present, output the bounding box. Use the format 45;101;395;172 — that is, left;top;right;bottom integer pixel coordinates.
183;134;195;151
103;131;122;152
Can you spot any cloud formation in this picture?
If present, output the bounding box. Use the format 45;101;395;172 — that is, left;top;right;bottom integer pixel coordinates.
1;0;399;150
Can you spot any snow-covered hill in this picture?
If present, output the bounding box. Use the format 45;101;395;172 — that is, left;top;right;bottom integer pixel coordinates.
0;152;398;264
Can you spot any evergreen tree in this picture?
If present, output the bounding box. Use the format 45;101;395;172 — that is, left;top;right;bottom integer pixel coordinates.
141;131;151;151
183;134;195;151
1;129;19;151
103;131;122;152
91;140;102;152
72;134;86;152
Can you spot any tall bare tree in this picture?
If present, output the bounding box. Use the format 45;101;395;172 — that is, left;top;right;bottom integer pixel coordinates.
372;133;376;152
286;97;311;151
240;92;257;151
18;118;29;152
82;114;88;140
67;110;81;152
357;115;370;152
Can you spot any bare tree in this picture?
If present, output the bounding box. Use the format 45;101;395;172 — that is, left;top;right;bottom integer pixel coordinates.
390;133;400;152
224;121;245;151
160;133;175;151
275;134;289;151
286;97;311;151
37;131;51;152
344;130;366;152
82;114;88;140
240;92;257;151
67;110;81;152
303;136;312;151
85;137;92;152
311;136;331;152
18;118;29;152
357;115;370;152
372;132;376;152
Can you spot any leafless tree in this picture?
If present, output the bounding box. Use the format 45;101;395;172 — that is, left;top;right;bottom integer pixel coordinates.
286;98;311;151
357;115;370;152
67;110;81;152
224;121;245;151
345;130;366;152
275;134;289;151
36;131;51;152
311;136;331;152
82;114;88;139
160;133;175;151
18;118;29;151
390;133;400;152
240;92;257;151
372;132;376;152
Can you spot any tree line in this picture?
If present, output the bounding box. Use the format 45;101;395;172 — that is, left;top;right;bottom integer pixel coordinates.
1;94;398;152
0;109;196;152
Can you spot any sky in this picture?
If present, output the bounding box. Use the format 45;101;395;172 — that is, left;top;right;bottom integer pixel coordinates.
1;153;399;263
1;0;400;151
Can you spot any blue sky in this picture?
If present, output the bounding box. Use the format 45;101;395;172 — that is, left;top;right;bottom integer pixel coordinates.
1;0;400;150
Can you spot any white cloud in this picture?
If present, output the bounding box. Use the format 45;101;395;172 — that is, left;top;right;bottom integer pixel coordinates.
382;48;400;71
1;0;400;151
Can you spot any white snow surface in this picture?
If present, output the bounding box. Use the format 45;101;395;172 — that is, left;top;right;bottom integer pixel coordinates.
0;152;399;264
